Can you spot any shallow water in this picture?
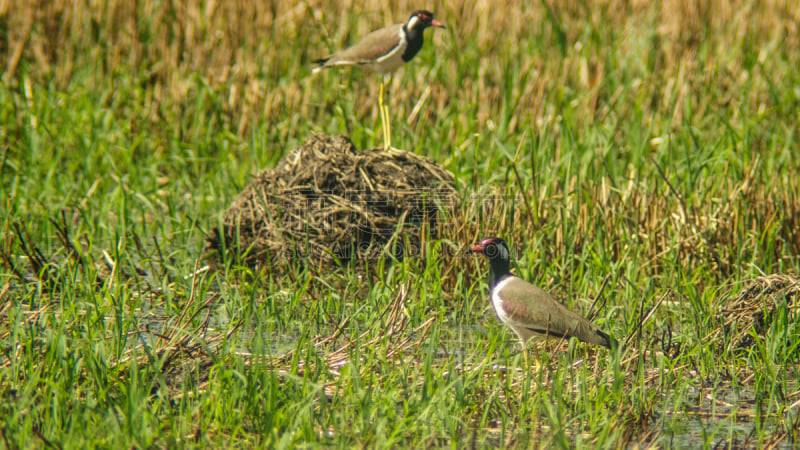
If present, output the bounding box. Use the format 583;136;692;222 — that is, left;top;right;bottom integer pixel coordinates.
137;302;798;447
655;377;799;448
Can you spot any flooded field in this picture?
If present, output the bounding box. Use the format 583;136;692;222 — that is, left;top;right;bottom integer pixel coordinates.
3;0;800;446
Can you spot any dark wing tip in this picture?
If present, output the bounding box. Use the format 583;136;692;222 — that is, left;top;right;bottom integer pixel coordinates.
596;329;623;351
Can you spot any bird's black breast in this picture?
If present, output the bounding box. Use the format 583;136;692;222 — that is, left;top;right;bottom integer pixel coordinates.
401;27;425;62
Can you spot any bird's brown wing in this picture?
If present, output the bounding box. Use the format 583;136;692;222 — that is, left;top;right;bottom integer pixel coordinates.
497;277;612;348
322;24;404;66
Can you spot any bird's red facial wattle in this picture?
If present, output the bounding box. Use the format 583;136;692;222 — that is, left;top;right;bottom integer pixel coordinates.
469;243;485;254
468;237;507;257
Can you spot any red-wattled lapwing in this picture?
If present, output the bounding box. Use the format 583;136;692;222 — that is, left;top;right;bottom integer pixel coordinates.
468;237;617;365
313;10;445;150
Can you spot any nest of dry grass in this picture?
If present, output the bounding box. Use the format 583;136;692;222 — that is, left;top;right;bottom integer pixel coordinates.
713;274;800;351
205;135;458;272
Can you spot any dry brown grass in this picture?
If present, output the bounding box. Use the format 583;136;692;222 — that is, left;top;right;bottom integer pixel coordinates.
4;0;799;136
712;273;800;352
444;161;800;296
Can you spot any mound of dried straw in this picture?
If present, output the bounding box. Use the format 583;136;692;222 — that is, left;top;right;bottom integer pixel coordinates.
205;135;457;272
714;274;800;351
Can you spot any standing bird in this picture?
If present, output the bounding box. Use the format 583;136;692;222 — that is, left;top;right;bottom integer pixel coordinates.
468;237;617;351
312;10;445;150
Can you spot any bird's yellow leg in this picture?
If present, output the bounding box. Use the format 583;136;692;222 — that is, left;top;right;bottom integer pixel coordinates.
522;345;542;374
379;77;391;150
379;78;386;149
384;96;391;150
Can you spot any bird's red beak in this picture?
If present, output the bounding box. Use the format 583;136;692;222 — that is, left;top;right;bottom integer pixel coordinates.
431;19;445;28
468;243;484;254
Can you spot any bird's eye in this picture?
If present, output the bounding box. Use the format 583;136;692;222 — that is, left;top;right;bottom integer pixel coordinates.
484;243;499;257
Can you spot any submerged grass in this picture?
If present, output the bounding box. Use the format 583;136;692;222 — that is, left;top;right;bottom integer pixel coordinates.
2;0;800;447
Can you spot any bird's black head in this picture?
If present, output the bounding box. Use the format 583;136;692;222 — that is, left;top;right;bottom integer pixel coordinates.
468;237;512;288
468;237;510;260
407;10;445;31
401;10;445;63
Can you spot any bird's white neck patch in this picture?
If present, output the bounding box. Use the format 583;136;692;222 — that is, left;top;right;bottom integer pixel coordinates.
406;16;420;30
490;276;516;322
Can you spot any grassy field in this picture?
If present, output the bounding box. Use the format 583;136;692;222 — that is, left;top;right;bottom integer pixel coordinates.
2;0;800;447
